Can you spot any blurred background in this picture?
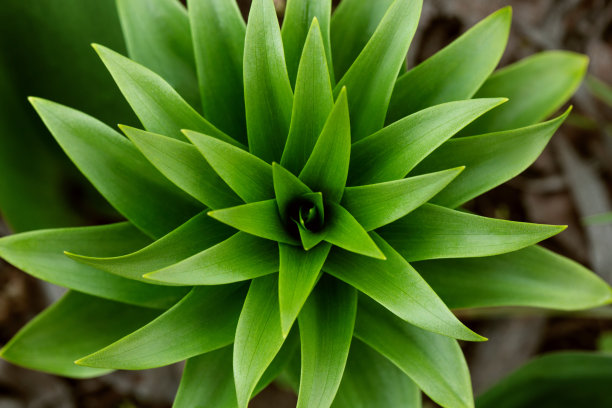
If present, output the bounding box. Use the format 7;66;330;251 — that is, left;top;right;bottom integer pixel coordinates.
1;0;611;406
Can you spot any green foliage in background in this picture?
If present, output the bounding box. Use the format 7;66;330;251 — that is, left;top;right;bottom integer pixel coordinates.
1;0;610;407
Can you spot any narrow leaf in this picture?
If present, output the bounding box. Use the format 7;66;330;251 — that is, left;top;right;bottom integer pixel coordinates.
334;0;422;141
356;296;473;408
349;98;507;186
188;0;247;142
76;285;246;370
0;223;187;309
298;276;356;408
29;98;201;238
411;110;569;208
324;203;385;259
299;88;351;202
387;7;511;122
244;0;294;162
342;167;463;231
586;75;612;108
145;232;278;286
323;232;484;342
273;162;313;222
279;242;331;336
463;51;588;134
117;0;199;109
0;291;158;378
414;245;612;310
281;18;334;174
380;204;566;262
122;126;242;209
185;130;274;203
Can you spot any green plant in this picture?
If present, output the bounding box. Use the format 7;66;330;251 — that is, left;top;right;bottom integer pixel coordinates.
1;0;610;407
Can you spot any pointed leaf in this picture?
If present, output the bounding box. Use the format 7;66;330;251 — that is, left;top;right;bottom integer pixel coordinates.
414;245;612;310
273;162;313;222
185;130;274;203
145;232;278;286
281;18;334;174
66;212;233;283
342;167;464;231
412;110;569;208
117;0;199;108
334;0;422;141
323;233;484;342
0;291;158;379
282;0;333;87
380;204;565;262
279;242;331;336
0;223;187;309
387;7;511;122
76;285;246;370
122;126;242;209
298;276;356;408
349;98;507;186
324;203;385;259
463;51;588;134
209;200;298;245
234;275;286;408
244;0;294;162
297;223;328;251
29;98;201;238
356;296;473;408
93;44;238;145
188;0;247;142
332;339;421;408
299;88;351;202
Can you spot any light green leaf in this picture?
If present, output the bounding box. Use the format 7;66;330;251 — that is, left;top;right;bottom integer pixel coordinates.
209;200;299;245
0;223;187;309
279;242;331;336
463;51;588;134
329;0;394;81
184;130;274;203
298;275;356;408
476;353;612;408
282;0;333;87
66;212;233;283
93;44;238;145
145;232;278;286
29;97;201;238
334;0;422;142
342;167;463;231
297;222;328;251
586;75;612;108
349;98;507;186
324;203;385;259
76;285;246;370
234;275;286;408
0;291;158;379
117;0;199;109
584;212;612;226
411;110;569;208
244;0;294;163
323;232;484;342
332;339;421;408
380;204;565;262
414;245;612;310
122;126;242;209
299;88;351;203
281;18;334;174
356;296;473;408
387;7;511;123
273;162;313;222
188;0;247;142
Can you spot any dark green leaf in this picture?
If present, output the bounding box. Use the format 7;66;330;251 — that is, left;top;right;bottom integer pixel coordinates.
244;0;294;162
324;203;385;259
387;7;511;123
298;276;356;408
342;167;463;231
414;245;612;310
76;285;246;370
273;163;313;222
349;98;506;186
0;291;158;378
586;75;612;108
324;233;484;342
380;204;565;262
